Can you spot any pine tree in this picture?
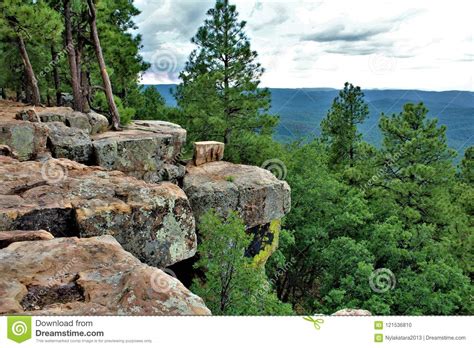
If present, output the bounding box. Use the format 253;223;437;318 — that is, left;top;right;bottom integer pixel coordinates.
87;0;120;129
459;146;474;184
370;103;471;314
175;0;277;161
321;82;370;169
0;0;62;105
378;103;457;227
95;0;149;101
191;210;292;315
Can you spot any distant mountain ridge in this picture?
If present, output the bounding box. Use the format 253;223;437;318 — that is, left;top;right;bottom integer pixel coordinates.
147;84;474;156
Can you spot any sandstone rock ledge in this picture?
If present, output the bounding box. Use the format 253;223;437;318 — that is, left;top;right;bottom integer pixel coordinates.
0;156;196;267
92;120;186;183
1;102;186;184
183;161;291;228
0;236;211;315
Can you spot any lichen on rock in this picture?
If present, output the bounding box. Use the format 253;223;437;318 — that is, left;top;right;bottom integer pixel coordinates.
0;235;211;315
183;161;291;229
249;219;281;267
0;156;196;267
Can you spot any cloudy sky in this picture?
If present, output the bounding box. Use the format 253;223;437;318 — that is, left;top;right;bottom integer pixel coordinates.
133;0;473;91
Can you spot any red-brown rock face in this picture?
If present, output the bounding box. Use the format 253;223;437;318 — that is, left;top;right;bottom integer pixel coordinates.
0;236;211;315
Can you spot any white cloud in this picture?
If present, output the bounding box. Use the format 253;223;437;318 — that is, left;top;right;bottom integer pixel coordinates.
133;0;474;91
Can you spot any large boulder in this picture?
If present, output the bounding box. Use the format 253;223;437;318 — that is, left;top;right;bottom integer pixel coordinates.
36;108;108;135
87;111;109;135
0;156;196;267
45;122;93;163
1;106;109;163
0;121;49;160
64;111;92;134
92;120;186;183
131;120;186;155
0;235;211;315
183;161;291;228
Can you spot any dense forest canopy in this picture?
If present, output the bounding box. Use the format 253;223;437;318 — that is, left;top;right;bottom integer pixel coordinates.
0;0;472;315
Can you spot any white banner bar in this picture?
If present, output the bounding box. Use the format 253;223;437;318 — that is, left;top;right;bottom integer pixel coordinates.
0;316;472;347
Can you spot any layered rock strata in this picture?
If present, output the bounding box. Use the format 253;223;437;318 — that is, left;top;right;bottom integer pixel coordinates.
0;156;196;267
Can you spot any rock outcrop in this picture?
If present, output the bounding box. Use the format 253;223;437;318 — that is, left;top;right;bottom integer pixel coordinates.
15;108;40;123
29;107;108;135
2;106;186;184
0;121;49;160
183;161;291;229
0;156;196;267
0;235;211;315
45;122;94;163
0;101;294;315
183;161;291;266
92;120;186;183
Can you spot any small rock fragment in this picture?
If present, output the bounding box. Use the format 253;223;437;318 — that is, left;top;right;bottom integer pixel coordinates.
332;308;372;316
193;141;225;166
0;230;54;249
15;108;40;122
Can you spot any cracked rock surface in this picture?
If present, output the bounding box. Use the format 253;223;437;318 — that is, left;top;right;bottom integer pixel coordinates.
0;235;210;315
0;156;196;267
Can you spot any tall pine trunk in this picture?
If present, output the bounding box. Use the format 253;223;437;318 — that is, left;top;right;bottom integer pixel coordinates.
76;37;91;112
50;45;62;106
223;0;231;145
17;35;40;106
64;0;83;112
87;0;120;130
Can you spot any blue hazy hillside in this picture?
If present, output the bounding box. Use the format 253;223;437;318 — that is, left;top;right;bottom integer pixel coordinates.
149;84;474;155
